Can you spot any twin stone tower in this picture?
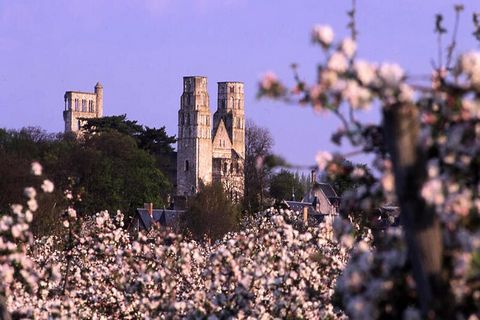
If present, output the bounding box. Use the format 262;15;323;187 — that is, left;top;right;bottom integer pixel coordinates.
63;76;245;201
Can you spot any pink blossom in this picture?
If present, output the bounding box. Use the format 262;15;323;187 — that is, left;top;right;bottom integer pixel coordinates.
315;151;333;171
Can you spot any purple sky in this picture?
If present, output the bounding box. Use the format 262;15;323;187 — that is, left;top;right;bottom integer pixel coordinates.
1;0;479;167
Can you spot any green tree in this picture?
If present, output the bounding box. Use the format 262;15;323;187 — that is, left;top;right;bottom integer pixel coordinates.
82;115;177;186
0;124;173;234
181;183;240;241
269;169;305;202
77;131;171;217
80;114;143;137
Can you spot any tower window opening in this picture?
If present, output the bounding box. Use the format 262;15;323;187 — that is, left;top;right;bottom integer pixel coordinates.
185;160;189;172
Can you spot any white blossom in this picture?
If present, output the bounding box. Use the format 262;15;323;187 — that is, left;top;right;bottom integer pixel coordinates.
327;52;348;73
41;179;54;193
24;187;37;200
378;63;404;88
421;178;444;206
354;60;377;85
311;25;334;47
31;162;43;176
315;151;333;171
260;71;279;91
340;37;356;58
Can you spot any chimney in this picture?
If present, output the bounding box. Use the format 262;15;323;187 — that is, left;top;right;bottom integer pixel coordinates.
144;202;153;217
303;206;308;226
311;169;317;184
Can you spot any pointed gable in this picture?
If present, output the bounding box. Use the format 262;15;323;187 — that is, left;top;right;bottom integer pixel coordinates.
212;119;232;156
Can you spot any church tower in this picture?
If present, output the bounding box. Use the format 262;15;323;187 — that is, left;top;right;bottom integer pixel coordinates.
211;82;245;201
176;76;213;196
63;82;103;133
213;82;245;157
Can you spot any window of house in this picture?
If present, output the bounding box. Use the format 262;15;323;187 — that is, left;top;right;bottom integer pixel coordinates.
185;160;189;172
75;99;79;111
223;162;228;174
230;87;234;93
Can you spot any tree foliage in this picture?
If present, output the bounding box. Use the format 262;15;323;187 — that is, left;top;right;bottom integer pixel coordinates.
0;119;175;236
269;169;305;202
181;182;240;241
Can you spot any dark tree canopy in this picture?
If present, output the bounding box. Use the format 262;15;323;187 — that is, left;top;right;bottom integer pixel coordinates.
81;115;177;186
181;182;240;241
269;169;305;202
0;121;174;237
80;114;143;137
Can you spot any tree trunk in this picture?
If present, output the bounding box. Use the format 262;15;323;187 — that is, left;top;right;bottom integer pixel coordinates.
0;295;11;320
383;103;446;318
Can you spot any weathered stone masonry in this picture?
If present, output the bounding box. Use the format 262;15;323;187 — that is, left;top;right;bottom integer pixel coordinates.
177;76;245;200
63;82;103;133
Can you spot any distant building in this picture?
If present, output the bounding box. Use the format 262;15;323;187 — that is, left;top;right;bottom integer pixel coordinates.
176;76;245;201
279;170;340;223
308;182;340;216
63;82;103;133
130;203;183;233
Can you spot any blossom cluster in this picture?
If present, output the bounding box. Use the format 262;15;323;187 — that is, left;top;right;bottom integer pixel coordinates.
1;165;350;319
258;19;480;318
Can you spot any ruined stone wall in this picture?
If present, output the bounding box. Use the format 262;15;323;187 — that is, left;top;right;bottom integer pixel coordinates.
176;77;245;199
176;76;212;196
63;88;99;133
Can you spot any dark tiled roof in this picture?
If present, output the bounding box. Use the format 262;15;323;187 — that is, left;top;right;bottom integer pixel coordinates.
284;201;317;216
136;208;183;230
314;183;339;200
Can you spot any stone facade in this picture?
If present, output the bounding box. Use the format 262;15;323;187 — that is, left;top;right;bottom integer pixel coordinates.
63;82;103;133
177;76;245;200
